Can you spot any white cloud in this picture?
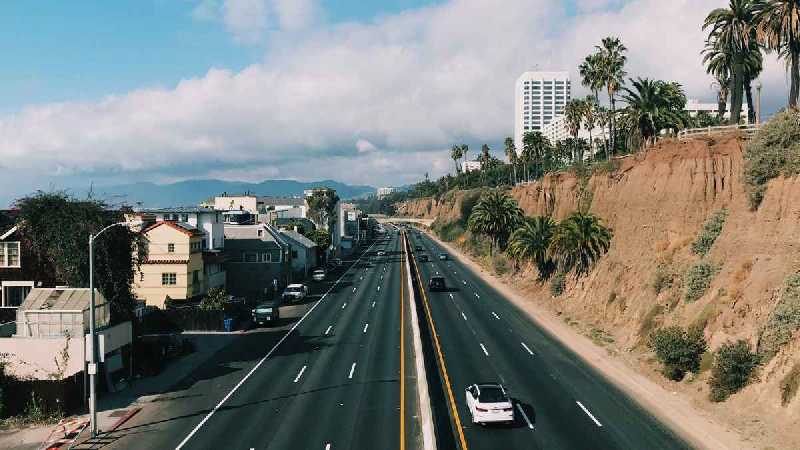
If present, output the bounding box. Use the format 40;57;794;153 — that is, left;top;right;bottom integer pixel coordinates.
271;0;318;31
0;0;793;199
193;0;318;43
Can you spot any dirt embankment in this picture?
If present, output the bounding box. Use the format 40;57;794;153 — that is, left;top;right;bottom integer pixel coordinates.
397;134;800;449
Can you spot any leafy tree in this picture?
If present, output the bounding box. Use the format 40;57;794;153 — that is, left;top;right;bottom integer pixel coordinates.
548;211;612;277
704;0;760;124
467;189;523;255
507;216;557;279
199;287;227;311
306;188;340;231
757;0;800;109
307;229;332;261
649;326;708;381
15;192;141;323
595;36;628;152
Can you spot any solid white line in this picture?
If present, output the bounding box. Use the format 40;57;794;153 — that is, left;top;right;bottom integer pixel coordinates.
516;403;534;430
461;312;467;321
174;240;378;450
521;342;535;356
348;362;357;379
324;325;332;336
342;303;347;309
294;365;307;383
491;311;499;320
363;323;369;333
480;343;489;356
377;285;381;291
576;401;603;427
371;301;376;308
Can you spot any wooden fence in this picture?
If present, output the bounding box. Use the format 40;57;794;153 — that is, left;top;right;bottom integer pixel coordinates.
677;123;760;141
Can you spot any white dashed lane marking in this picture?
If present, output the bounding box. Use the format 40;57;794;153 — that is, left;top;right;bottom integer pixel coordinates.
576;401;603;427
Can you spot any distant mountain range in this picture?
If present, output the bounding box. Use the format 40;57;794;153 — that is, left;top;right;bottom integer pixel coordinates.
93;179;376;208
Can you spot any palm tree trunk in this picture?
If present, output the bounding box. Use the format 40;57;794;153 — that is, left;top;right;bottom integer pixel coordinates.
791;50;800;109
717;86;727;117
730;61;744;125
609;90;616;155
744;78;755;124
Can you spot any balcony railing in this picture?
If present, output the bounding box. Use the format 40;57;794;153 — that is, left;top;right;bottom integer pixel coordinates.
677;123;760;141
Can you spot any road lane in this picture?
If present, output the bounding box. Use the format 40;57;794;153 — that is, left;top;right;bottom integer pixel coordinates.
407;229;688;450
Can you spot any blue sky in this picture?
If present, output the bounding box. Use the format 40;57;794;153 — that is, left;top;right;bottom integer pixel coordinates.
0;1;442;113
0;0;792;207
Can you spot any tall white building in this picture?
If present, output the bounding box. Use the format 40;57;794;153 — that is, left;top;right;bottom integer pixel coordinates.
514;71;571;152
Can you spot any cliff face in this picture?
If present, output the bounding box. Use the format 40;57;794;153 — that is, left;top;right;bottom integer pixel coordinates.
397;134;800;447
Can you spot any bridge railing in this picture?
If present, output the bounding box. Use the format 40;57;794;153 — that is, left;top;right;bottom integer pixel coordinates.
677;123;760;141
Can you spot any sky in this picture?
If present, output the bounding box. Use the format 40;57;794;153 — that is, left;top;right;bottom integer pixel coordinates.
0;0;794;206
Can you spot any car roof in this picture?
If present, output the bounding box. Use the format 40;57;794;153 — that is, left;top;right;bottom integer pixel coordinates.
313;269;325;272
256;300;280;307
287;283;304;288
430;276;445;280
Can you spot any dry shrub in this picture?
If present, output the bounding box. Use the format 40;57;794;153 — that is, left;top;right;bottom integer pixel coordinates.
733;259;754;284
781;363;800;406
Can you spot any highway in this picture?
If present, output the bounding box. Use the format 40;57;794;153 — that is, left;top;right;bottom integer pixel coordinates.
405;228;690;450
100;230;420;450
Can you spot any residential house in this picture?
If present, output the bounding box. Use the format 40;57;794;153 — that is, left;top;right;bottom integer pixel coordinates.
137;207;225;251
0;214;54;314
133;221;220;308
224;223;290;302
280;230;318;280
273;217;316;235
213;194;307;221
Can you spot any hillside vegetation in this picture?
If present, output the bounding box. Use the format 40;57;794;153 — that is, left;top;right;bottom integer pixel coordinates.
396;111;800;448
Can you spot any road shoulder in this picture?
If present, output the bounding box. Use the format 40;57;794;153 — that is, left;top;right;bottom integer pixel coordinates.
422;229;750;450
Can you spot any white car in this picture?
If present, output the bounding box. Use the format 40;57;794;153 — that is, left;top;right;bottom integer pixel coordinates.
377;250;386;256
465;383;515;425
282;284;309;302
312;269;326;281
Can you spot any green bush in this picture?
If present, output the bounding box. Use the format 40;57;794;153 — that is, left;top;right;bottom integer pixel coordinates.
434;221;465;242
550;271;566;297
684;262;718;303
709;340;759;402
744;110;800;209
780;363;800;406
691;209;729;256
757;274;800;361
648;325;707;381
199;287;227;311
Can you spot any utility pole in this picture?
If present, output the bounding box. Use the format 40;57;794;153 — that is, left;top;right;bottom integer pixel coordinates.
756;81;763;125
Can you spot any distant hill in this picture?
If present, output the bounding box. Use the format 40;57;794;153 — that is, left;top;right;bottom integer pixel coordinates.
94;179;376;208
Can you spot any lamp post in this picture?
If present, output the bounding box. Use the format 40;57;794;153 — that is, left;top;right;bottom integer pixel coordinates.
756;80;763;125
88;220;138;437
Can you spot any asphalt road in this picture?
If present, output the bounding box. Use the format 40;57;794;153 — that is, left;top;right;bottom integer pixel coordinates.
97;230;419;450
405;229;690;450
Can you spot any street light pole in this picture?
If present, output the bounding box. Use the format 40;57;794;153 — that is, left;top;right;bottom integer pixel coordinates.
756;81;763;125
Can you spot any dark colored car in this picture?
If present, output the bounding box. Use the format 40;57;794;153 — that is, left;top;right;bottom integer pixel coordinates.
415;245;423;251
428;276;446;292
419;254;429;262
438;253;448;260
252;300;281;326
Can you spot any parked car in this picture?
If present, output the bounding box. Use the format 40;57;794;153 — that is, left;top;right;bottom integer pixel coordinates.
312;269;326;281
428;276;446;291
419;254;429;262
415;245;423;251
282;284;309;302
377;250;386;256
438;253;448;260
252;299;281;326
465;383;515;425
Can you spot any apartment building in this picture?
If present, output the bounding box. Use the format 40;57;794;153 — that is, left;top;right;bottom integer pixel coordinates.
514;71;571;151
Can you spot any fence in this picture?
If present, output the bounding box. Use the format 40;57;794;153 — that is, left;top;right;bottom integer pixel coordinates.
678;123;760;141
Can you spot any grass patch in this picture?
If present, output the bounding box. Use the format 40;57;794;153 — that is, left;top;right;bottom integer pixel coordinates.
699;351;714;374
781;363;800;406
691;209;729;256
709;340;759;402
691;303;718;331
684;262;719;303
757;274;800;362
589;328;616;346
639;305;664;338
744;110;800;209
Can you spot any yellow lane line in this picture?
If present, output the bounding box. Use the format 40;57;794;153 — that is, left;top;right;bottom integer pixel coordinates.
410;235;469;450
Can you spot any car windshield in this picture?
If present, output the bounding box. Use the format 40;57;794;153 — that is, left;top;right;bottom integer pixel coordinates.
286;287;302;292
478;386;507;403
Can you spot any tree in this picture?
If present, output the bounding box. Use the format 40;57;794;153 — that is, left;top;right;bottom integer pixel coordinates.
596;105;611;160
703;38;763;123
504;137;518;185
199;287;227;311
522;131;550;180
756;0;800;109
548;211;613;277
450;144;463;177
507;216;557;279
649;326;708;381
583;96;598;157
306;188;340;231
15;192;141;323
467;189;523;255
579;53;605;102
479;144;491;184
307;229;332;260
704;0;760;124
619;78;688;149
596;37;628;152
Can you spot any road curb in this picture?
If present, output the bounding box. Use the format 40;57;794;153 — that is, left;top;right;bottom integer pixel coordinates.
403;232;437;450
108;407;142;432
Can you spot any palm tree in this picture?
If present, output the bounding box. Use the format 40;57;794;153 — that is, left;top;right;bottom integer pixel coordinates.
461;144;470;185
450;145;463;177
522;131;550;180
620;78;688;149
565;99;586;161
704;0;760;124
507;216;557;278
596;37;628;152
583;96;598;158
504;137;518;185
479;144;491;184
756;0;800;109
547;211;613;277
579;53;605;103
467;189;524;254
596;105;610;160
703;37;763;123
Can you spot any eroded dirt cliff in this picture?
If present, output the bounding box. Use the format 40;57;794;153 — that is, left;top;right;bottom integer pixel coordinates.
397;134;800;448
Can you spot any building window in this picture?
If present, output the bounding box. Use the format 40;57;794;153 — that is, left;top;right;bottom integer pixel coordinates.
0;242;20;268
162;273;177;285
244;252;258;263
193;271;199;284
261;253;271;263
1;282;32;307
257;229;263;237
181;214;189;222
291;250;298;258
168;243;175;253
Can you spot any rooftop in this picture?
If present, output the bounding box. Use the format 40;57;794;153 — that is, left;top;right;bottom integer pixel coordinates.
280;230;317;249
142;221;205;237
140;206;217;214
20;287;106;312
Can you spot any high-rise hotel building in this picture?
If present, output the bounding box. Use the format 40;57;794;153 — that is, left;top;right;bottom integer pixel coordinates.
513;71;571;152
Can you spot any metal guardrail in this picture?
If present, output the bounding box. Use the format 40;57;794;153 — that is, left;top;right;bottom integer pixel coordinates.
678;123;760;141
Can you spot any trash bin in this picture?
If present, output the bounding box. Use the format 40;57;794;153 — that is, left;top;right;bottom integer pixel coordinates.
223;318;234;332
